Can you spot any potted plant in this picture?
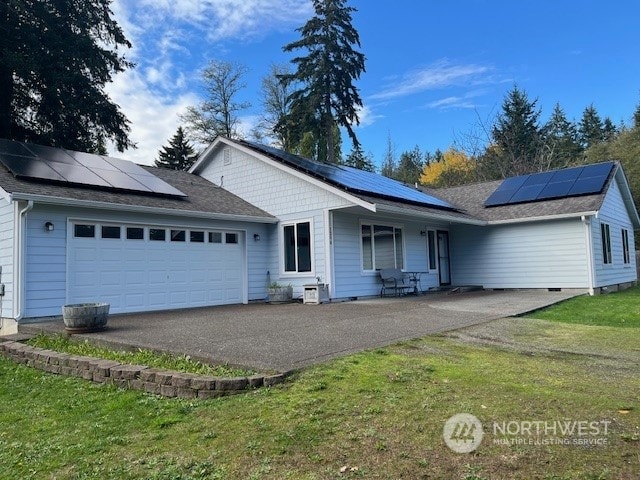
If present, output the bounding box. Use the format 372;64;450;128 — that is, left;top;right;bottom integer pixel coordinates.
62;302;110;333
267;282;293;304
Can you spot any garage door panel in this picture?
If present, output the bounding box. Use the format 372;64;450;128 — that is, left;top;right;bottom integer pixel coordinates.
69;226;245;314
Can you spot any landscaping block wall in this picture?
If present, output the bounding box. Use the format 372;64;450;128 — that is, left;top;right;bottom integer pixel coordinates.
0;340;285;398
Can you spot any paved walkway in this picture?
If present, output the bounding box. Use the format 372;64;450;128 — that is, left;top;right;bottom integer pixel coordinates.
21;289;583;373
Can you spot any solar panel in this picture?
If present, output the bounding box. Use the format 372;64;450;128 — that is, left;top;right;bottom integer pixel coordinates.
0;140;187;197
241;140;455;210
537;180;574;199
0;154;67;182
0;138;34;157
509;183;546;203
484;162;615;207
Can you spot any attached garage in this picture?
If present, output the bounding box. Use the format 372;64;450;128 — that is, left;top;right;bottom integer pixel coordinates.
68;222;246;314
0;139;276;333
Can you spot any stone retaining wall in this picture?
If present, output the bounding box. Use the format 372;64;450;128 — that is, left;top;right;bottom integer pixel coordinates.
0;340;285;399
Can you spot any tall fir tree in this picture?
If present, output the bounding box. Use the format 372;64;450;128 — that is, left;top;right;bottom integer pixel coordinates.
543;103;582;167
394;146;425;185
481;85;544;178
282;0;365;163
155;127;198;171
578;104;605;150
343;143;375;172
0;0;133;152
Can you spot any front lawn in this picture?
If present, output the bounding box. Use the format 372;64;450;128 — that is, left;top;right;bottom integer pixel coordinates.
532;285;640;327
1;317;639;479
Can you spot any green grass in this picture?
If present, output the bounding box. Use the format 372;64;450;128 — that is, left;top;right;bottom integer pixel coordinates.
26;333;255;377
531;285;640;327
3;324;639;480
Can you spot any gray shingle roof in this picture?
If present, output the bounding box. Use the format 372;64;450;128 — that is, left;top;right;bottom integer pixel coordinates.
0;160;275;221
423;175;609;223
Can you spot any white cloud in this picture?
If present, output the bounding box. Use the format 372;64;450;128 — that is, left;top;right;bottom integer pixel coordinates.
136;0;312;41
426;90;486;110
355;104;383;127
371;60;491;100
106;70;199;165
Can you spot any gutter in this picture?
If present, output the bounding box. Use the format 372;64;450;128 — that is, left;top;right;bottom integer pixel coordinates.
8;192;278;224
487;211;599;226
13;200;33;321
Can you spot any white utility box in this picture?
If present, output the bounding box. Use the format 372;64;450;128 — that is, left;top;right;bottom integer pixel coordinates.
303;284;330;304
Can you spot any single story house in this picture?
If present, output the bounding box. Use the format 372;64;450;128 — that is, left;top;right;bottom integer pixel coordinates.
0;137;637;335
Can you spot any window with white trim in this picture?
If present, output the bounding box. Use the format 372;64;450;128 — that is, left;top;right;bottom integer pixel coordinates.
361;223;404;270
601;223;612;264
427;230;437;270
622;228;630;264
283;221;312;273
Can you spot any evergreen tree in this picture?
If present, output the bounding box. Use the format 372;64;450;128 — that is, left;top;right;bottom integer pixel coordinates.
485;85;544;177
543;103;582;167
155;127;198;171
343;143;375;172
182;60;250;144
602;117;618;142
282;0;366;163
394;146;424;185
578;104;605;149
380;134;396;178
0;0;133;152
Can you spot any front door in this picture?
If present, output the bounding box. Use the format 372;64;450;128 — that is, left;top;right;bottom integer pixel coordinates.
437;230;451;286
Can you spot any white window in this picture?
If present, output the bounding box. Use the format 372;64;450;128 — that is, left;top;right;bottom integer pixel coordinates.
601;223;612;264
283;221;312;273
361;223;404;271
622;228;630;264
427;230;437;270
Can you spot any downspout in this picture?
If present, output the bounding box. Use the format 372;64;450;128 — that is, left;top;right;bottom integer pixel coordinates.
582;215;596;296
14;200;33;321
323;209;334;299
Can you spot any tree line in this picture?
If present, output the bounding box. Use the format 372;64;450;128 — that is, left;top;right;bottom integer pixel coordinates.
2;0;638;210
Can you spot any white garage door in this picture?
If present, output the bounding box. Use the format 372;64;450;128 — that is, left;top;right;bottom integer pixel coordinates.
68;222;244;314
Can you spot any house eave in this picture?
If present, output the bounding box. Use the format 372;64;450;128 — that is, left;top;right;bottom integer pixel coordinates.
8;192;278;224
374;203;487;225
486;211;598;225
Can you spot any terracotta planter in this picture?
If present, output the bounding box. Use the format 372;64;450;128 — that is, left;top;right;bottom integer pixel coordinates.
62;303;110;333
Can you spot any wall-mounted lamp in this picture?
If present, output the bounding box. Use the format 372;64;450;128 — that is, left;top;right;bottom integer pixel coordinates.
253;233;261;242
44;221;54;232
420;230;426;237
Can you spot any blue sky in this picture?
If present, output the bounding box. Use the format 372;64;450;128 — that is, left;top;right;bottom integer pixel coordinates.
108;0;639;167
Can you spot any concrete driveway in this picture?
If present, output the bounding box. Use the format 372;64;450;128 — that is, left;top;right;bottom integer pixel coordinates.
22;289;583;373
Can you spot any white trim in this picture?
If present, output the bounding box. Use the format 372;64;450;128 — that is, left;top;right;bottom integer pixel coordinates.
279;218;315;276
8;192;277;224
582;216;596;296
13;200;33;321
323;209;334;298
194;138;377;212
359;219;406;272
614;165;640;228
487;211;599;226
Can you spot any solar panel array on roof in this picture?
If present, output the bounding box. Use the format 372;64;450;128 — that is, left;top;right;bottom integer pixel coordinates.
484;162;615;207
241;140;455;210
0;139;187;197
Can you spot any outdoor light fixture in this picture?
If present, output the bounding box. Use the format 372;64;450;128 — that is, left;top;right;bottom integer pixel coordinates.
253;234;260;241
44;221;54;232
420;230;426;236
